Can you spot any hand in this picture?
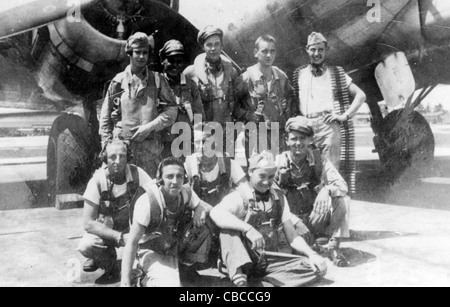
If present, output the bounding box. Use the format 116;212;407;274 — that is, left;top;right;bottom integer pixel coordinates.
278;168;291;186
323;113;347;124
311;188;332;225
130;124;153;143
313;188;332;216
193;205;207;228
308;253;327;276
245;227;265;251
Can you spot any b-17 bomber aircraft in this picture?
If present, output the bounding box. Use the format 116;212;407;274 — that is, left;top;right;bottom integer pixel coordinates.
1;0;450;288
0;0;447;207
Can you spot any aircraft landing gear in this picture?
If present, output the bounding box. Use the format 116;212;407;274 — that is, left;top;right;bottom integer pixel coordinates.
47;114;97;209
374;109;435;181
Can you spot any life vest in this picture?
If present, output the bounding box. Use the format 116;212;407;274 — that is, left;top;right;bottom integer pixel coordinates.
162;73;195;143
107;67;163;141
96;164;145;233
186;155;232;207
188;54;235;123
137;183;192;257
237;186;290;275
277;150;323;216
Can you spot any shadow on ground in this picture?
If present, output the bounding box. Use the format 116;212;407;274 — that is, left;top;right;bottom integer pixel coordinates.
340;248;376;268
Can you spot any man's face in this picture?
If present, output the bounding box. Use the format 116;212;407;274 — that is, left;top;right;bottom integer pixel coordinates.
307;42;327;65
161;165;185;197
107;143;128;177
194;131;216;157
249;167;277;194
286;130;312;160
130;46;149;69
162;55;185;78
203;35;222;63
254;40;276;67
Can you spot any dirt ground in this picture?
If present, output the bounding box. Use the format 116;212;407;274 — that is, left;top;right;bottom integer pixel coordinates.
0;199;449;287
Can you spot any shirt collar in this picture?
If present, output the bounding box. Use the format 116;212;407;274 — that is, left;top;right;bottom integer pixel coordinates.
309;63;328;77
288;148;315;169
247;186;279;202
124;65;148;84
251;65;280;82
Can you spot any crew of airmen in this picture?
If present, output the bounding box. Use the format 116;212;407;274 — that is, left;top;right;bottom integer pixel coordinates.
80;26;366;287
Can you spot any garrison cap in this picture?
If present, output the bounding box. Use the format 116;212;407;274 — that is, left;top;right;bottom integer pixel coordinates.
307;32;327;47
159;40;186;60
285;116;314;137
248;151;277;171
126;32;154;54
197;26;224;45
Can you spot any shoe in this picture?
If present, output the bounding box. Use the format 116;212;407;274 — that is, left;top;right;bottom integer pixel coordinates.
83;259;99;273
179;264;202;284
330;248;349;268
232;274;248;288
95;264;121;285
313;237;330;254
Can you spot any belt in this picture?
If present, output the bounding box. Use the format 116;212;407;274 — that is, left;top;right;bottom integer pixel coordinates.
306;111;332;119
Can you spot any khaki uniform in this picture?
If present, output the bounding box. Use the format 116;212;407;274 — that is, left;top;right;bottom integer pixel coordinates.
184;54;237;156
276;150;351;240
218;186;321;287
161;73;205;159
78;165;151;271
235;65;295;159
100;66;178;177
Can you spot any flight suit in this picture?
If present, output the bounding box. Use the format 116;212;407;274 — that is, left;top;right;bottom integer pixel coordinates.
235;65;294;159
161;72;205;159
100;66;178;178
184;54;237;156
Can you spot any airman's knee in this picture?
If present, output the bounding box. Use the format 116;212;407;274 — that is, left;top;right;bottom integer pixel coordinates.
77;234;105;258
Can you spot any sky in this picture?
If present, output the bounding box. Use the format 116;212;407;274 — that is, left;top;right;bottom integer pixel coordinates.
179;0;267;30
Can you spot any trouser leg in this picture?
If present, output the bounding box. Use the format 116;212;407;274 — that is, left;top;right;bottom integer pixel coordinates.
309;196;347;240
220;230;253;281
311;119;341;170
78;233;117;271
263;256;320;287
138;250;181;287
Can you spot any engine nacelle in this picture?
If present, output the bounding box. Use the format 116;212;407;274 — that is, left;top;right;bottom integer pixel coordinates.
28;0;200;103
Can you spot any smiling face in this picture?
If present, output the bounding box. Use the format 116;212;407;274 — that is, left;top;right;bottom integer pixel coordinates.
307;42;327;65
203;35;223;63
286;130;312;162
106;143;128;178
160;164;185;197
129;46;149;70
249;166;277;194
162;54;185;78
255;40;277;67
